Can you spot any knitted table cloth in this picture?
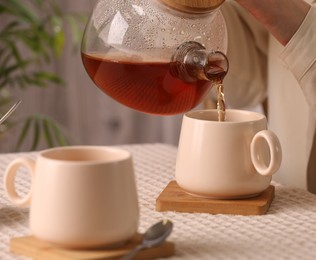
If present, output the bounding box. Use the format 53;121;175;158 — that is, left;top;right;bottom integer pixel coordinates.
1;143;316;259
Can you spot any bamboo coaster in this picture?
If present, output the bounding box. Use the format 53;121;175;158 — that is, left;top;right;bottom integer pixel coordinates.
156;181;275;215
10;233;175;260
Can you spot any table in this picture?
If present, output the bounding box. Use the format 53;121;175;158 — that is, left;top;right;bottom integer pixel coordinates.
1;143;316;260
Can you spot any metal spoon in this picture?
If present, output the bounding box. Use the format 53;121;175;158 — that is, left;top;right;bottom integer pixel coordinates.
0;100;21;125
121;219;173;260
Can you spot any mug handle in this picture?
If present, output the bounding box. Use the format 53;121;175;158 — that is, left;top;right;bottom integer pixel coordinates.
4;157;36;208
250;130;282;176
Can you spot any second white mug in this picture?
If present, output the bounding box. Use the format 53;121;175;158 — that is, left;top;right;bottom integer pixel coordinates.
175;109;282;199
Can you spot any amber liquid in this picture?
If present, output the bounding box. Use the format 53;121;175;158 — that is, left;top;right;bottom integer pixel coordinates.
216;83;226;121
81;53;212;115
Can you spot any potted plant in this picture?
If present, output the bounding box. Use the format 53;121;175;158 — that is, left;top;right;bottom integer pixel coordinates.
0;0;86;151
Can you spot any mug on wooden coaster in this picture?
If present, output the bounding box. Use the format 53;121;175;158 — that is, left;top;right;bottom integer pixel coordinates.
175;109;282;199
4;146;139;249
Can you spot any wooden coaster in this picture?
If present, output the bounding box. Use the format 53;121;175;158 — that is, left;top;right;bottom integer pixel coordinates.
10;234;175;260
156;181;275;216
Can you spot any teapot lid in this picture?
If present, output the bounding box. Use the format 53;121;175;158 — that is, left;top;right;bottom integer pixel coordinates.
159;0;225;13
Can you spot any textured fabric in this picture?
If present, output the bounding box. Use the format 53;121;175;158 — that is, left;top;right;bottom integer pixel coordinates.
1;144;316;260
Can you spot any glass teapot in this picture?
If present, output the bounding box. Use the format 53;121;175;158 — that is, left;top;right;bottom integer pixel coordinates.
81;0;228;115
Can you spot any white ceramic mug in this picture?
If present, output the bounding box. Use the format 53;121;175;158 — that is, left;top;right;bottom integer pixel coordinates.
175;109;282;199
4;146;139;248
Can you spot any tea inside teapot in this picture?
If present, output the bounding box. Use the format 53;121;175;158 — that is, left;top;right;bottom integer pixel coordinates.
81;0;228;115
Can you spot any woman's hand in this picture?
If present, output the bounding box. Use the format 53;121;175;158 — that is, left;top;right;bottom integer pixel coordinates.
234;0;311;45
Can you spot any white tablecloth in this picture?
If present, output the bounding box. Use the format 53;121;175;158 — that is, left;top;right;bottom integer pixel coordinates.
1;143;316;260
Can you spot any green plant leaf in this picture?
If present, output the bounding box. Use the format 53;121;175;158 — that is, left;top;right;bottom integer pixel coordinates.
30;0;44;6
49;0;62;17
1;0;87;151
50;15;65;56
2;0;40;24
42;118;54;148
33;71;64;85
0;4;6;14
0;96;12;108
51;121;68;146
2;40;23;65
31;117;41;150
0;63;22;77
15;114;69;151
53;31;65;57
15;117;32;151
0;21;20;36
0;49;12;66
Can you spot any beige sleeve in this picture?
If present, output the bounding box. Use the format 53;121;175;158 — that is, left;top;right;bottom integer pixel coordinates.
208;0;269;109
280;5;316;193
280;5;316;143
280;5;316;116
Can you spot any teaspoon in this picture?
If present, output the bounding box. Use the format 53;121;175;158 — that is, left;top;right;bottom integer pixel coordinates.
121;219;173;260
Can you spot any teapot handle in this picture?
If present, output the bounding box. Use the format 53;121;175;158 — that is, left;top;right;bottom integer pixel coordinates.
4;158;36;208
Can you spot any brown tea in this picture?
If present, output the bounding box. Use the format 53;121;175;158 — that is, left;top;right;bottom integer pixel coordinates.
82;52;212;115
216;82;226;121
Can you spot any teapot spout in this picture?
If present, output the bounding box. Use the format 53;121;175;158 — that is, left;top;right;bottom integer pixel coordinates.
170;41;229;82
204;50;229;81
